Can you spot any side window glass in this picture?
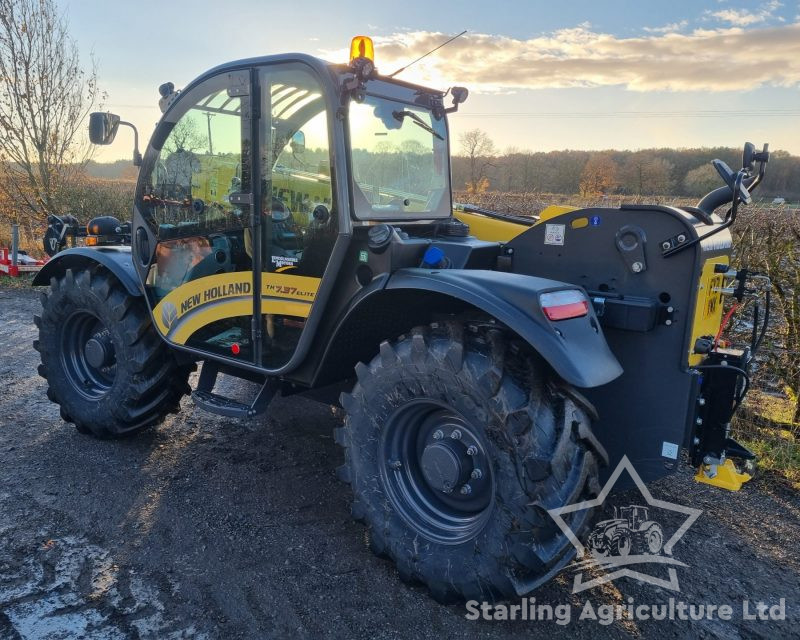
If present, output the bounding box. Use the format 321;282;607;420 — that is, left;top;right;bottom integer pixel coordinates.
137;72;252;305
260;66;336;278
148;90;248;241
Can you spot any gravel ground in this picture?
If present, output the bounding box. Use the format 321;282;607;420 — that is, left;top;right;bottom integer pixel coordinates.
0;283;798;639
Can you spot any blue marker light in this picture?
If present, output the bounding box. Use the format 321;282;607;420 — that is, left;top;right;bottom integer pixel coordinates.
590;215;601;226
422;246;446;268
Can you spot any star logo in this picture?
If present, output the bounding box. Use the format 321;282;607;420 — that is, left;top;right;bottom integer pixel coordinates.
548;456;702;593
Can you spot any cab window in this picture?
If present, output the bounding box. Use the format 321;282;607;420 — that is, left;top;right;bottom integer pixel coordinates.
137;71;252;305
348;93;450;219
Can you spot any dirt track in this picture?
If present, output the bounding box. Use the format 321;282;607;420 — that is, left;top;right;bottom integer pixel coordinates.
0;284;798;639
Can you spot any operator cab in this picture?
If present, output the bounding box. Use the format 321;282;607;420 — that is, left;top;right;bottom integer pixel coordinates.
91;38;469;371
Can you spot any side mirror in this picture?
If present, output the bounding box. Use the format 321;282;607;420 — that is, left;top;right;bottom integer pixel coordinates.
290;130;305;155
451;86;469;106
89;111;142;166
742;142;756;173
89;112;121;145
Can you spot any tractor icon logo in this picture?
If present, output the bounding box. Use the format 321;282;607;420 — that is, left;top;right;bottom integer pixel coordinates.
548;456;702;593
161;302;178;329
586;505;664;558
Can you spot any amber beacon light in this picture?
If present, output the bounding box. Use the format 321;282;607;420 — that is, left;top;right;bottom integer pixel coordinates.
349;36;375;63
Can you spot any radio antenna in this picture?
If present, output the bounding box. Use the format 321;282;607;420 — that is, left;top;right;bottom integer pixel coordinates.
387;30;467;78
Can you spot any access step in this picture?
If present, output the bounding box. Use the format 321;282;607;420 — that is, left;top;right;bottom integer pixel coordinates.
190;361;277;418
191;390;254;418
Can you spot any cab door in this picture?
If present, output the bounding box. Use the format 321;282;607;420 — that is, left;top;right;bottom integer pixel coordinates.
255;63;339;368
135;69;258;362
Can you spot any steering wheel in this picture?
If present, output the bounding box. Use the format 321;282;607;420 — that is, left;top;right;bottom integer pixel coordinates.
712;159;752;205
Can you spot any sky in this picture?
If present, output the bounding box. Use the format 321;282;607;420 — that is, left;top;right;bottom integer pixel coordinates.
59;0;800;161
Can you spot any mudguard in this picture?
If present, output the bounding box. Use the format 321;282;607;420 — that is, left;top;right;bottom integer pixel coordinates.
32;247;142;297
387;268;623;388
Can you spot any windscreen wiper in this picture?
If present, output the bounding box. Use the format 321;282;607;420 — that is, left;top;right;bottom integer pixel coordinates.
392;110;444;140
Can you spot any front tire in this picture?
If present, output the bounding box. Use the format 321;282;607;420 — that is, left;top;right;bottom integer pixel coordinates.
34;267;192;437
336;320;606;601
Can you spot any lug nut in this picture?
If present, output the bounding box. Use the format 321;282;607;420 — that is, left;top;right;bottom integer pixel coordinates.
450;429;462;440
471;469;482;480
388;459;402;470
433;430;444;440
677;234;686;243
632;261;644;273
696;418;703;425
697;397;706;406
460;484;472;495
662;242;671;251
693;437;700;446
466;445;477;456
442;481;453;493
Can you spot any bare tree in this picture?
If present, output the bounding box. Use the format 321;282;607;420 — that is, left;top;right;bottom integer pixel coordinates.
621;154;675;195
0;0;100;220
459;128;495;193
579;154;618;197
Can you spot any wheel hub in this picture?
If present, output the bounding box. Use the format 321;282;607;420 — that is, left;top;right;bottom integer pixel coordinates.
60;312;116;400
420;441;470;493
379;401;495;544
84;336;112;368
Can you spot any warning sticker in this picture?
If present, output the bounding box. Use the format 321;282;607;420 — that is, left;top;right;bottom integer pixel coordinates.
661;441;679;459
544;223;566;246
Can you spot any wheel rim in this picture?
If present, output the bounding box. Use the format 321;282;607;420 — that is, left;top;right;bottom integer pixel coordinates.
60;311;117;400
379;399;495;545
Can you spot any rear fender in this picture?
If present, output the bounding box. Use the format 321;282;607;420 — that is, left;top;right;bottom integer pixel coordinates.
387;268;622;388
32;247;141;296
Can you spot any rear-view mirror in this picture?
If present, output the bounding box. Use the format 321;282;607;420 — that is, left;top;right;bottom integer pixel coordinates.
89;112;121;145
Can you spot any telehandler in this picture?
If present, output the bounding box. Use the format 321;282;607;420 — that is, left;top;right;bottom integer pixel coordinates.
33;36;772;601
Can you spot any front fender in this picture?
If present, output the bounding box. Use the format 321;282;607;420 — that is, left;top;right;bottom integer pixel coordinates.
32;247;142;297
387;268;622;388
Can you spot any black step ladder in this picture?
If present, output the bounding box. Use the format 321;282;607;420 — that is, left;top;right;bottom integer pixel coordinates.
191;361;277;418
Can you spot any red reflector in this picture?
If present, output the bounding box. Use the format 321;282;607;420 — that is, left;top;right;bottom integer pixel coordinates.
231;343;241;355
540;290;589;321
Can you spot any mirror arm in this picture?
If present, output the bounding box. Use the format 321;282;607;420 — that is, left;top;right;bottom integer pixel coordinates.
119;120;142;166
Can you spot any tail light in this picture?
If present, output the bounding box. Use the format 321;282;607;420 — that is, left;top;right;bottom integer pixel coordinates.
540;290;589;321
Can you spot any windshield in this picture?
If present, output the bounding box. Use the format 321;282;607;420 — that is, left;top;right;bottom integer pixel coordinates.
348;94;450;219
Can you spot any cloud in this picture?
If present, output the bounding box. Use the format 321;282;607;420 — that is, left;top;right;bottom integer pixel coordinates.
643;20;688;34
708;0;782;26
331;23;800;93
710;9;768;26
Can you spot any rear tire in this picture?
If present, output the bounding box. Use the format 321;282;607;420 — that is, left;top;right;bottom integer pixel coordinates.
336;320;606;602
34;267;193;437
